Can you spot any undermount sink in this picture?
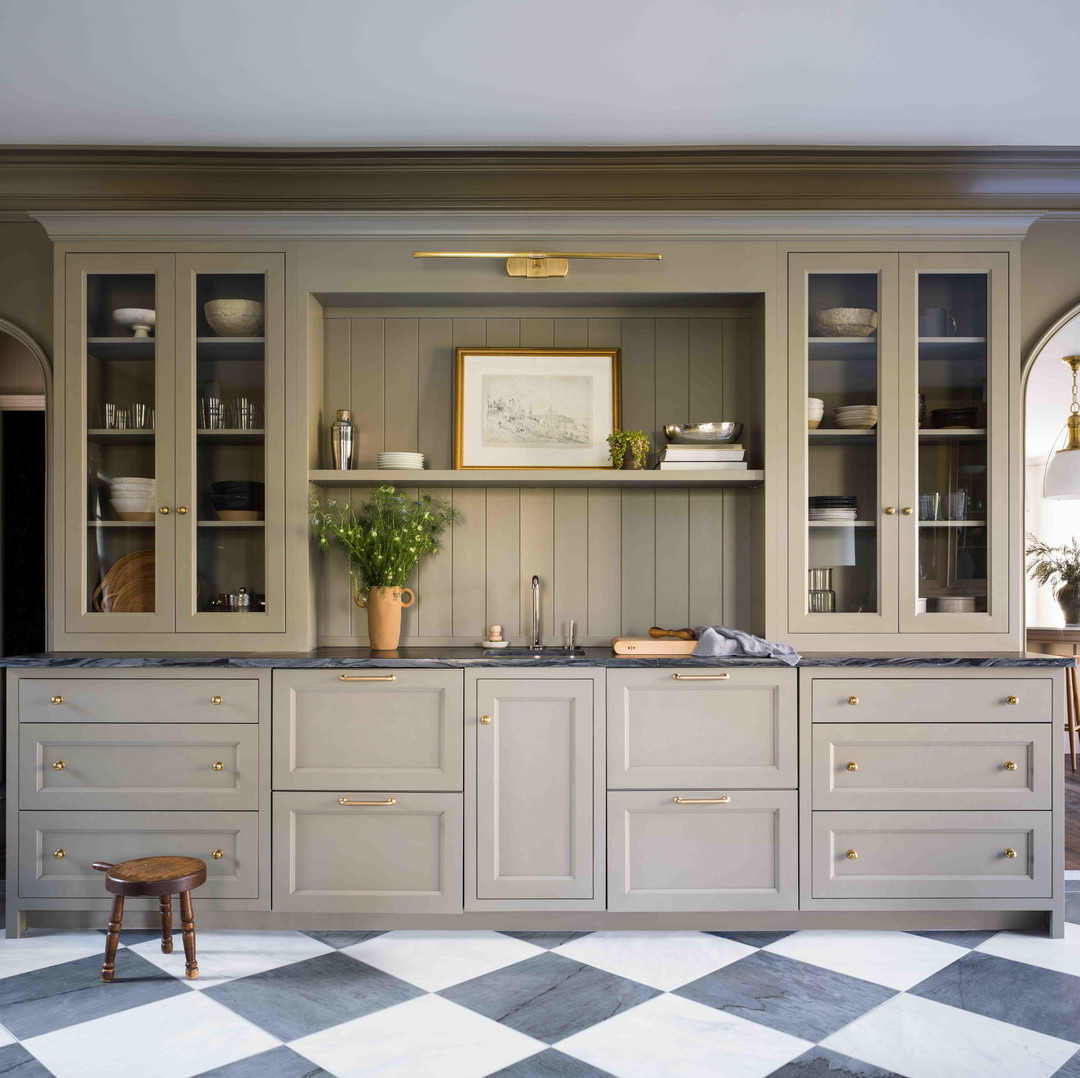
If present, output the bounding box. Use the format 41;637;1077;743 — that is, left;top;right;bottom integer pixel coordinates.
482;647;588;658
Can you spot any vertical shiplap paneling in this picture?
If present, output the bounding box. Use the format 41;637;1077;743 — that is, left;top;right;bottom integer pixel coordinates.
688;489;726;627
417;318;453;470
383;319;419;452
519;488;554;643
554;318;589;349
484;488;521;637
553;488;589;644
322;319;351;470
688;319;725;423
620;489;656;634
400;563;420;639
350;319;385;465
587;489;622;639
451;487;487;638
485;319;520;349
654;318;690;428
418;535;453;638
618;319;657;454
520;319;554;349
654;488;689;628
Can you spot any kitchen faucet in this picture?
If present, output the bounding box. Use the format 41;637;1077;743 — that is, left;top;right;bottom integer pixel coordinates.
531;575;541;649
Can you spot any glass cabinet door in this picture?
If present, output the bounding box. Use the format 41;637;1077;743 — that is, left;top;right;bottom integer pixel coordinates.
898;253;1010;633
788;254;899;633
65;254;176;633
174;254;285;632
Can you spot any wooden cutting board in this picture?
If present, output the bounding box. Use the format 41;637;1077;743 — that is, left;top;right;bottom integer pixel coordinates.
611;637;697;655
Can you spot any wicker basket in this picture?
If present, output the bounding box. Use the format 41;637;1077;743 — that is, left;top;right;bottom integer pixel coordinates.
810;307;878;338
93;549;155;612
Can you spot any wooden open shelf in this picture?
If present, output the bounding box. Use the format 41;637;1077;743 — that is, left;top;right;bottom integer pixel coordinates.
309;468;764;489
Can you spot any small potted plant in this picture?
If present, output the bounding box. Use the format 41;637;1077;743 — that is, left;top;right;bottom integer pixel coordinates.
311;485;459;649
607;429;650;470
1026;533;1080;625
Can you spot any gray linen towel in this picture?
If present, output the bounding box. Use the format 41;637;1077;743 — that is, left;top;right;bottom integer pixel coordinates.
693;626;801;666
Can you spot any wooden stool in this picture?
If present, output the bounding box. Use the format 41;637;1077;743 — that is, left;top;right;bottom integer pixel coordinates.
92;856;207;983
1067;665;1080;773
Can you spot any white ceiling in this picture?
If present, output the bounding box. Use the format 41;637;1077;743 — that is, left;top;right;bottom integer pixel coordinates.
1;0;1079;147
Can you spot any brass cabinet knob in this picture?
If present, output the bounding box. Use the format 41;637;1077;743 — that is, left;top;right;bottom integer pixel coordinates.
159;506;170;514
1004;848;1018;859
848;696;860;706
902;506;914;516
52;760;65;771
212;849;224;860
177;506;188;515
1004;761;1018;771
884;506;895;515
1006;695;1019;705
50;695;63;705
212;761;224;771
211;696;223;705
52;849;65;859
846;849;859;860
846;761;859;772
480;715;492;724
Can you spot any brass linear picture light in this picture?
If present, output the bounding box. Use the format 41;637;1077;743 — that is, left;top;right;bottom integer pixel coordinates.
412;250;662;278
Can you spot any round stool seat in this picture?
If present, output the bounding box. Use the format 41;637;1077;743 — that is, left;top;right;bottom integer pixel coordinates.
98;856;207;898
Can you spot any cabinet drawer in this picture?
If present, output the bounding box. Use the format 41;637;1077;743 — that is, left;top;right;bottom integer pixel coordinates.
812;723;1052;811
19;678;259;724
19;810;259;899
272;791;462;913
607;668;796;789
272;670;463;791
811;678;1051;724
812;811;1052;899
19;723;258;811
607;790;797;911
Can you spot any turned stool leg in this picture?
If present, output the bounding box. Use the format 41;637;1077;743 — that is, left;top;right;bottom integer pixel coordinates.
102;895;124;983
180;889;198;980
159;894;173;953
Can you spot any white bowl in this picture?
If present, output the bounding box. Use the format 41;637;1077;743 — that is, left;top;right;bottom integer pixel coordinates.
112;308;156;339
205;299;264;337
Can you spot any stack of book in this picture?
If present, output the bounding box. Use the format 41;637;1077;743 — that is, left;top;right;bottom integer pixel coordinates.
656;443;747;470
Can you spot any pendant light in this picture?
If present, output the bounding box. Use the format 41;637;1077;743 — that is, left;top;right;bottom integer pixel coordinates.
1044;355;1080;499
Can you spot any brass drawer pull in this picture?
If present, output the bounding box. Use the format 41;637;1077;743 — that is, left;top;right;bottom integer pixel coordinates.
671;673;730;681
846;761;859;772
212;849;224;860
1006;695;1019;705
339;674;397;682
846;849;859;860
480;715;492;724
339;797;397;806
848;696;860;706
212;761;225;772
52;849;65;859
1004;761;1018;771
50;695;63;705
1004;848;1018;859
673;795;731;804
211;696;223;705
52;760;65;771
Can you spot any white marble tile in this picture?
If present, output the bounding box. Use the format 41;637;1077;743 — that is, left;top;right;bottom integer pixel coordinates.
0;931;107;979
128;929;334;988
552;930;755;991
341;930;543;991
975;923;1080;977
822;992;1078;1078
555;992;811;1078
290;994;544;1078
764;929;967;990
22;992;280;1078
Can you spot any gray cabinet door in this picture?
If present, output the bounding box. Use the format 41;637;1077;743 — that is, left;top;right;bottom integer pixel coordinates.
19;810;259;899
812;810;1052;899
475;679;595;901
608;790;797;911
272;670;463;791
272;791;462;913
812;722;1052;811
20;722;258;811
607;669;796;788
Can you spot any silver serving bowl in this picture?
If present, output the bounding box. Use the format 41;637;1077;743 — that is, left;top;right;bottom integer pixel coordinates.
663;422;743;444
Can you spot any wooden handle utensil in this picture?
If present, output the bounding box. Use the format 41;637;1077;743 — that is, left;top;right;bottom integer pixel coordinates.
648;626;696;640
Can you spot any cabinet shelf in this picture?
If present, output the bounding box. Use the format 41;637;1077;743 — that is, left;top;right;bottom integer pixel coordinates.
196;338;265;361
809;428;986;446
807;337;986;362
918;520;987;528
87;520;154;528
197;429;265;445
309;468;764;489
199;520;266;528
87;429;155;444
86;338;155;359
808;520;876;528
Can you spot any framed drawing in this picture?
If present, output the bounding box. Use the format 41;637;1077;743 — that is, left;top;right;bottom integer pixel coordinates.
454;348;621;469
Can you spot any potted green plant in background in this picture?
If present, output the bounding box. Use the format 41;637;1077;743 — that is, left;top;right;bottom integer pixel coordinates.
607;429;650;470
1026;533;1080;625
311;485;459;649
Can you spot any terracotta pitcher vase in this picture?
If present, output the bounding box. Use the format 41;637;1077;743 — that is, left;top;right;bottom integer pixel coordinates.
355;585;415;650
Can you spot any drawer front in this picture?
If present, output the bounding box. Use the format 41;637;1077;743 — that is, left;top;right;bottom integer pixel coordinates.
812;810;1052;900
272;791;463;913
20;678;259;724
19;723;258;810
19;810;259;899
608;790;797;911
272;670;463;791
812;723;1052;811
607;668;797;788
811;678;1051;724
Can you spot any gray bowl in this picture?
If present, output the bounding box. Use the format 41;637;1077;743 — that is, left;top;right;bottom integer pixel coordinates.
663;422;743;444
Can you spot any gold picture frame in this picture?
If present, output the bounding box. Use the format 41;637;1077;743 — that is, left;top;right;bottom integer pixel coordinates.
454;347;621;470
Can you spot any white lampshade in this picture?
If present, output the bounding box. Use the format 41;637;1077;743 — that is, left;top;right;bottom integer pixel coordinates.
1044;444;1080;499
808;526;857;568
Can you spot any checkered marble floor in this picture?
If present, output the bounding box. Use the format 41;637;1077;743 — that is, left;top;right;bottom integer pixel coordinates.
0;926;1079;1078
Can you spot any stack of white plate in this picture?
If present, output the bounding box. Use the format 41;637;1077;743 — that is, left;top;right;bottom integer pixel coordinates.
809;508;857;521
833;404;878;429
109;476;156;520
931;596;976;613
807;397;825;430
377;452;425;470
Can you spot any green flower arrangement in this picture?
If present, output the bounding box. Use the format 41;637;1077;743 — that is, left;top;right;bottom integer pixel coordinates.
311;485;459;600
607;429;650;469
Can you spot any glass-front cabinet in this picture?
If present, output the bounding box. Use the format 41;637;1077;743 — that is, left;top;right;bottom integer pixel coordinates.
65;252;285;634
788;252;1009;637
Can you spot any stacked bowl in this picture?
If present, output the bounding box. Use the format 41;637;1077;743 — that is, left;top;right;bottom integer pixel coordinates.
377;452;424;470
833;404;878;430
930;406;978;429
211;480;264;521
807;398;825;430
109;477;156;521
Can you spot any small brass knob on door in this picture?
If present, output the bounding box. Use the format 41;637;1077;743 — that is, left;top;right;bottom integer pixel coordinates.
52;849;65;859
848;696;860;706
846;761;859;772
50;695;63;705
480;715;492;725
1004;848;1018;859
1004;761;1018;771
159;506;170;514
177;506;188;515
212;761;224;772
884;506;896;515
902;506;914;516
52;761;65;771
211;696;223;706
1006;695;1019;705
212;849;223;860
846;849;859;860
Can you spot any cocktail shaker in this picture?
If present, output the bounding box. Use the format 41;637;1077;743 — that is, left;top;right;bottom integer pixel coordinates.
331;409;354;470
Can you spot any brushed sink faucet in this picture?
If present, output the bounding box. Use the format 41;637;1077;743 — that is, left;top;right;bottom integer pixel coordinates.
531;575;542;649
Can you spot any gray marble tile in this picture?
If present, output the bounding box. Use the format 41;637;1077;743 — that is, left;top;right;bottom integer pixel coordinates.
498;931;593;949
0;1043;55;1077
193;1046;331;1078
204;950;423;1041
484;1049;618;1077
907;929;999;949
0;950;190;1039
707;931;795;948
763;1046;905;1077
1066;891;1080;925
909;950;1080;1041
299;930;387;949
675;949;895;1042
439;951;658;1044
1053;1049;1080;1077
